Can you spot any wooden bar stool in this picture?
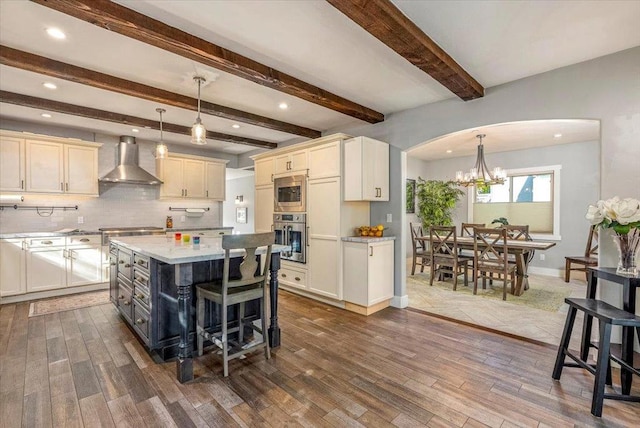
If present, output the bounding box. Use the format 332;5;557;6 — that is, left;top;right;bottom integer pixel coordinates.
552;297;640;417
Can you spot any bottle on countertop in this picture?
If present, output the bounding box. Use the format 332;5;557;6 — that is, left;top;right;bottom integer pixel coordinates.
166;216;173;229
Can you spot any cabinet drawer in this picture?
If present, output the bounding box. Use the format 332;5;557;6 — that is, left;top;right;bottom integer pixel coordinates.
133;303;150;344
67;235;101;246
117;249;132;280
117;280;133;322
133;270;150;296
279;267;307;289
28;237;65;248
133;254;150;272
133;285;151;312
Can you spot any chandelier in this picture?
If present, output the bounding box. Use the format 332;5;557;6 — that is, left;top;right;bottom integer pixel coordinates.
191;76;207;145
155;108;168;159
455;134;506;187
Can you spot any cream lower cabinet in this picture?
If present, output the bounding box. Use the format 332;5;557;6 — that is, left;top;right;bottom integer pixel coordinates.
255;185;274;233
307;176;342;300
26;237;67;292
66;235;103;287
343;239;394;315
0;239;26;296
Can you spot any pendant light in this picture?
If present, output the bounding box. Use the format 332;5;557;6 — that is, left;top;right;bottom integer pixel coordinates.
155;108;168;159
191;76;207;145
455;134;506;187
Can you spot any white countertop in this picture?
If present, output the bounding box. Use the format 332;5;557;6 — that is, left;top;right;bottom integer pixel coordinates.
342;236;396;243
112;235;289;265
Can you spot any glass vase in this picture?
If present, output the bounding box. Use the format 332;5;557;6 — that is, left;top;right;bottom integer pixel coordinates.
612;229;640;276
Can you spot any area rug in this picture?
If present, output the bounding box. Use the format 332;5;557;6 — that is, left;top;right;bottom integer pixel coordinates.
28;290;111;317
407;272;572;312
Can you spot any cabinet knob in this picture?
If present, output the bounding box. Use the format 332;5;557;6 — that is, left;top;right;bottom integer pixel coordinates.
42;240;53;245
370;246;373;256
124;263;131;268
136;294;145;299
281;273;287;278
79;238;90;242
110;262;116;266
119;260;124;264
118;295;124;300
123;301;131;306
295;277;301;281
135;318;145;325
137;260;145;265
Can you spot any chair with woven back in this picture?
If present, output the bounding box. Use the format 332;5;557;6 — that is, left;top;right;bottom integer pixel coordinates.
472;227;517;300
410;222;429;275
429;226;471;290
195;232;274;377
564;225;598;282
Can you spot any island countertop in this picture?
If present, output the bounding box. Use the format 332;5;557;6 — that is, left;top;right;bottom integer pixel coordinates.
111;235;288;265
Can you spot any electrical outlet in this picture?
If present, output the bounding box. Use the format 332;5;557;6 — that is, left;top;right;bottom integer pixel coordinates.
77;216;84;224
386;213;392;222
181;216;186;222
539;254;545;261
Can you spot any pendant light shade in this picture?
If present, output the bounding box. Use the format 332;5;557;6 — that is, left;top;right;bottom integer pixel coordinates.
455;134;506;187
155;108;168;159
191;76;207;145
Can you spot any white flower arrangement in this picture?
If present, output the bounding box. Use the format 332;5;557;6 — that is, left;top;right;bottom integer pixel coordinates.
585;197;640;234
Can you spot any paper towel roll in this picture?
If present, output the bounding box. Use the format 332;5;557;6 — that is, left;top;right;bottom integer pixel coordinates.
0;195;24;203
185;208;205;217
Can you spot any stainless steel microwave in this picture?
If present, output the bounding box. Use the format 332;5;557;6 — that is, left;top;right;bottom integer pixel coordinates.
274;175;306;212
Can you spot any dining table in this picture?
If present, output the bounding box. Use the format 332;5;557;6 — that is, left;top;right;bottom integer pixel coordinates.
416;235;556;296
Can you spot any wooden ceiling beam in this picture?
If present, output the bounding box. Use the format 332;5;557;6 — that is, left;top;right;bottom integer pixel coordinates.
0;90;278;149
0;46;319;139
326;0;484;101
30;0;385;124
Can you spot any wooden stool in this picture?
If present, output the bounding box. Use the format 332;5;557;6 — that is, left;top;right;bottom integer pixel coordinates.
552;298;640;417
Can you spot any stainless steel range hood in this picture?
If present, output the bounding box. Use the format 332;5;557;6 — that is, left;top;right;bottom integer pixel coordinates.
99;136;162;185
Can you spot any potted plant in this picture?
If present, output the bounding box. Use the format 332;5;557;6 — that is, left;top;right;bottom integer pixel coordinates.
416;178;464;231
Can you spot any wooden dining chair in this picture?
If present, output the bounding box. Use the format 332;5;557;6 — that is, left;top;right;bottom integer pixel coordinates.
195;232;274;377
503;224;535;263
472;227;517;300
461;223;485;237
410;222;429;275
564;225;598;282
429;226;471;290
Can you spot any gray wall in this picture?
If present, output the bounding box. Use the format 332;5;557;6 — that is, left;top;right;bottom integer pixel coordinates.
329;47;640;311
223;175;255;233
0;120;235;233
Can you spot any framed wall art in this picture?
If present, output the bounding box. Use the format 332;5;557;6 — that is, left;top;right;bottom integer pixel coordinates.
236;207;247;224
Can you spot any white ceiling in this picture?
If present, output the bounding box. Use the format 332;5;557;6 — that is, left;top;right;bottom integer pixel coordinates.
0;1;638;155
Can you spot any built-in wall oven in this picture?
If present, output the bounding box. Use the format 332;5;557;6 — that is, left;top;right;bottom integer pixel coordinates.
274;175;306;213
273;213;306;263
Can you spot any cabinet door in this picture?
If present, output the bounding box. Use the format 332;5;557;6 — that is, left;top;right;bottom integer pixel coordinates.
307;177;341;299
342;242;368;305
0;136;25;192
373;142;389;201
255;158;274;186
254;185;274;233
159;158;184;198
308;141;340;179
183;159;206;198
68;246;103;287
361;141;378;200
26;140;64;193
206;161;225;200
26;247;67;292
0;239;26;296
368;241;394;304
290;150;308;172
65;145;98;195
274;154;291;175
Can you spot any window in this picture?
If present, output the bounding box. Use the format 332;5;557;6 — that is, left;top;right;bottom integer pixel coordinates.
468;165;561;239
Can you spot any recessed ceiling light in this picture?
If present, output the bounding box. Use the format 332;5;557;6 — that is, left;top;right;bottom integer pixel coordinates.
46;27;66;40
131;128;139;133
232;124;240;129
278;102;288;110
41;113;52;118
43;82;57;90
554;133;563;138
446;150;452;153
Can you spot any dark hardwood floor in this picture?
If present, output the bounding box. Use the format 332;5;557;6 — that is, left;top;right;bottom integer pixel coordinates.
1;290;638;427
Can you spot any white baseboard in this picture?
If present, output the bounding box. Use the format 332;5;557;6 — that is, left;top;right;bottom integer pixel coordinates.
527;266;564;278
279;284;346;309
1;282;109;304
391;294;409;308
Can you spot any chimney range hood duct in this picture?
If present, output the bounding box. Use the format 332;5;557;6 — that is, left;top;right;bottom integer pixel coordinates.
99;136;163;185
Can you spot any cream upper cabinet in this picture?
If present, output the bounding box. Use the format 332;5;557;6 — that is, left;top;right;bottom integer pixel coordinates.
308;141;341;179
205;161;226;200
0;136;25;192
344;136;389;201
183;159;206;199
65;145;99;195
26;139;65;193
0;239;26;296
275;149;307;175
254;185;274;233
255;157;274;186
158;154;226;199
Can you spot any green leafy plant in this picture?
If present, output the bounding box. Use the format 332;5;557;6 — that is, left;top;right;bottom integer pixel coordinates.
491;217;509;226
416;178;464;230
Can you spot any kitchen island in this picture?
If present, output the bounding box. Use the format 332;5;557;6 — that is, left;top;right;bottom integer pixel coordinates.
110;235;287;383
